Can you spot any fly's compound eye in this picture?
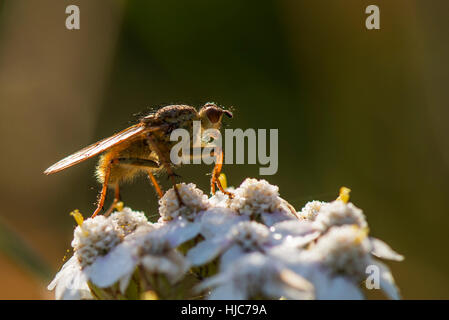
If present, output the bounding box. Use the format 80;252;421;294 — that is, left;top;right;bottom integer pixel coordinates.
205;106;223;124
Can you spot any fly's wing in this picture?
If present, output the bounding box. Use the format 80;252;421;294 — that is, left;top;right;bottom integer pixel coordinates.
44;124;149;174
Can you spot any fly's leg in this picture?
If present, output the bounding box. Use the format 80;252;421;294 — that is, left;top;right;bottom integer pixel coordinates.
104;183;121;216
190;146;233;198
147;170;164;198
91;159;116;218
115;156;162;198
211;147;234;198
92;158;160;217
146;134;184;205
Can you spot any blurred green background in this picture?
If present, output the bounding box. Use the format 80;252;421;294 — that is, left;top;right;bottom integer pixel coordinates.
0;0;448;299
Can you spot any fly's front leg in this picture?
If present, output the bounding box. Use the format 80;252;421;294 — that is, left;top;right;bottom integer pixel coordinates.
211;147;234;198
146;134;184;205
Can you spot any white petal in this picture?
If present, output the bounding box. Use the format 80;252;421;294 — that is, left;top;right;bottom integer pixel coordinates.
298;265;364;300
200;208;247;239
265;245;288;260
186;238;229;266
269;220;319;248
47;256;78;291
370;237;404;261
62;271;92;300
48;256;91;300
265;283;313;300
270;220;316;237
141;255;187;283
162;218;201;247
277;232;321;248
88;242;137;289
141;256;172;274
279;269;314;293
261;211;294;226
374;260;401;300
263;269;314;300
314;273;364;300
219;245;246;270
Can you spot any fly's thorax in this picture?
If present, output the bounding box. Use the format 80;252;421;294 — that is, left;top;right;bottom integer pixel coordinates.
142;105;198;150
143;105;198;125
149;122;194;163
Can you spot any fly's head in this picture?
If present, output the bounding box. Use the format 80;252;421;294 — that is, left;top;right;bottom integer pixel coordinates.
198;102;233;131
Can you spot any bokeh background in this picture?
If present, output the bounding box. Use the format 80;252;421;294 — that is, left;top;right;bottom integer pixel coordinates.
0;0;448;299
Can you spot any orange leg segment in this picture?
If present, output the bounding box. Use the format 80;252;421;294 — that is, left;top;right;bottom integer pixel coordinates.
104;183;121;216
146;134;184;204
211;148;234;198
147;170;164;198
91;161;113;218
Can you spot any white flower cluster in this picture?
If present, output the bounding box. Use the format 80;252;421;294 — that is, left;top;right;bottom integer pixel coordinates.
71;215;122;268
48;179;403;300
158;183;209;222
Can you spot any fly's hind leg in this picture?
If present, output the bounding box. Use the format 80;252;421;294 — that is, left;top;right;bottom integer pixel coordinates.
91;159;116;218
91;158;160;217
